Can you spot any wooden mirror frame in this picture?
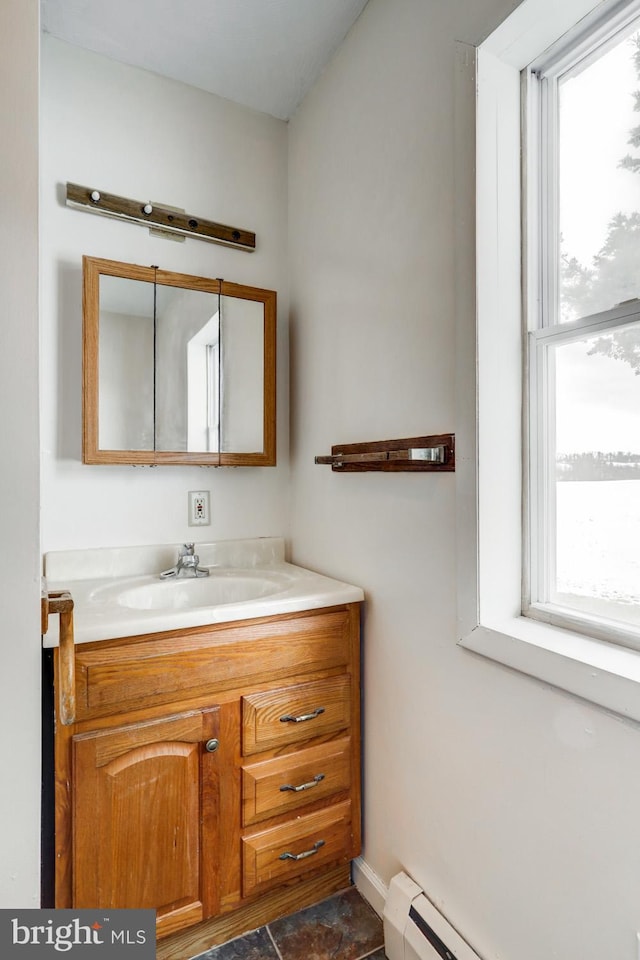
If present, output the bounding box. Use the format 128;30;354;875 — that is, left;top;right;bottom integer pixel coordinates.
82;256;276;466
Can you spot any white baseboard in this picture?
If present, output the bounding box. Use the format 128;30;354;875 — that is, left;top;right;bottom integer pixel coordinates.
352;856;388;918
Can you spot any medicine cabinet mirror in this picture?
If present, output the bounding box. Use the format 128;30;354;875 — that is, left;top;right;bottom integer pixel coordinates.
82;256;276;466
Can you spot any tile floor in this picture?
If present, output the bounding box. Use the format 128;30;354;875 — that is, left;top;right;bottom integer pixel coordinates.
192;887;387;960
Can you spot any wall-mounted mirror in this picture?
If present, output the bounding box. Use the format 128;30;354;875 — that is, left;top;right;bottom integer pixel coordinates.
82;257;276;465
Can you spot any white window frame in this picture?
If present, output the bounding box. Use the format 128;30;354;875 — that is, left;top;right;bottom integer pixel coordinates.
457;0;640;720
524;5;640;647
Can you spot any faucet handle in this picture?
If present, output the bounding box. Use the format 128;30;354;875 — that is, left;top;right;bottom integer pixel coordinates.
181;542;195;556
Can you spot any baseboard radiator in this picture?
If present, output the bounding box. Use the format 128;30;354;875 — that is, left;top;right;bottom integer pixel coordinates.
383;872;483;960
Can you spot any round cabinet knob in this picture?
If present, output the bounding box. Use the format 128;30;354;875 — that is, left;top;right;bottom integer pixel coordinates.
205;738;219;753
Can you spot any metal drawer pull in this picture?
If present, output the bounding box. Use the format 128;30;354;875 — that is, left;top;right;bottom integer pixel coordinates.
279;707;325;724
280;774;325;793
279;839;325;861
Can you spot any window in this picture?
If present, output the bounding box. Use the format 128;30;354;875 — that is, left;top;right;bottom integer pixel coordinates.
525;1;640;647
458;0;640;721
187;312;220;453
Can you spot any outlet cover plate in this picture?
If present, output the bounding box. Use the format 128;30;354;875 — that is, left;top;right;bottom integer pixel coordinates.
188;490;211;526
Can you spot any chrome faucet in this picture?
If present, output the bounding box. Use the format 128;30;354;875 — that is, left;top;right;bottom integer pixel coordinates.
160;543;210;579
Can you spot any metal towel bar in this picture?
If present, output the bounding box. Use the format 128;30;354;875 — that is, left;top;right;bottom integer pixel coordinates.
315;434;455;472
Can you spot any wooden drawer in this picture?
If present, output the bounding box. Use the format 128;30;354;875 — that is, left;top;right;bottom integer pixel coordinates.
241;800;352;898
242;675;351;757
73;609;351;720
242;736;352;826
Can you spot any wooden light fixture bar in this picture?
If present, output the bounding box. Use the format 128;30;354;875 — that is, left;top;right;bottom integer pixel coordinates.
66;182;256;251
315;434;455;472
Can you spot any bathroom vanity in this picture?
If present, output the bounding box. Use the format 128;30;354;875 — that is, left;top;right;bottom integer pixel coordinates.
43;539;363;956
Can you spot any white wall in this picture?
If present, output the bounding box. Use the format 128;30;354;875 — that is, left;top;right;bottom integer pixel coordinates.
40;37;289;552
0;0;41;907
288;1;640;958
14;5;640;952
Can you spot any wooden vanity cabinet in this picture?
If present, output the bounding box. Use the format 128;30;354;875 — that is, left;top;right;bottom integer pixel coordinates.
53;602;361;952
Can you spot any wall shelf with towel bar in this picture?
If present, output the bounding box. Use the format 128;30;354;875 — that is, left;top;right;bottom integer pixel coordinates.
315;434;455;472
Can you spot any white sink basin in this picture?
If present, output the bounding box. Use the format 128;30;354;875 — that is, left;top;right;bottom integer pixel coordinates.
43;538;365;647
113;571;288;611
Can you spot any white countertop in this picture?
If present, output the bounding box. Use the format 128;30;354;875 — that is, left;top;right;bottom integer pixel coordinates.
43;538;364;648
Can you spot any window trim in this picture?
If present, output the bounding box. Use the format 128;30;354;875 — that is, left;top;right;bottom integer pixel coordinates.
457;0;640;721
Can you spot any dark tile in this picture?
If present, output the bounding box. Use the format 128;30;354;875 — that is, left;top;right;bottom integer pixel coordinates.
269;887;384;960
194;926;279;960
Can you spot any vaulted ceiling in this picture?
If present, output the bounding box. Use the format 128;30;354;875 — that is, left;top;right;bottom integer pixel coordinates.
41;0;370;121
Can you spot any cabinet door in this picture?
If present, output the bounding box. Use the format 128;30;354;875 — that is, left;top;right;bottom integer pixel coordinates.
72;708;219;938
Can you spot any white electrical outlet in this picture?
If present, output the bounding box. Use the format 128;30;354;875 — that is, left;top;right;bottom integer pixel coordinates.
188;490;210;526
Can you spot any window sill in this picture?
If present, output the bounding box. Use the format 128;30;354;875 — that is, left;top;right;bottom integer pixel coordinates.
459;617;640;721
